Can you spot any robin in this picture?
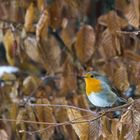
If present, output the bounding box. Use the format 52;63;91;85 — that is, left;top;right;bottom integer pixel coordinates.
83;71;126;107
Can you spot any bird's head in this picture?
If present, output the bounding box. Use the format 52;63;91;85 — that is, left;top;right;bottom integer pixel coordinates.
83;71;104;96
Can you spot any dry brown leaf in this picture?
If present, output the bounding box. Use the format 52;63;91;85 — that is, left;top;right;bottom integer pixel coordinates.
39;35;61;73
37;0;46;11
67;108;89;140
24;3;36;32
52;98;74;139
16;109;26;125
98;29;117;60
64;0;89;15
110;119;120;140
124;49;140;62
26;106;39;131
0;0;24;23
0;129;8;140
120;109;131;124
52;97;68;122
67;108;100;140
3;30;15;65
88;118;101;140
49;0;67;29
64;0;81;9
59;60;77;96
36;9;50;41
133;110;140;130
98;11;127;34
60;21;76;48
35;98;55;140
9;103;18;130
113;64;129;92
1;73;16;82
35;98;55;122
75;25;95;64
76;94;89;111
116;0;140;28
97;11;127;56
24;37;42;63
101;116;111;139
120;105;140;140
23;76;40;96
124;0;140;28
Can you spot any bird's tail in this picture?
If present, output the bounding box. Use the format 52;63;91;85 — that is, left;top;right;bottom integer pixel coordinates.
113;97;127;118
116;97;127;106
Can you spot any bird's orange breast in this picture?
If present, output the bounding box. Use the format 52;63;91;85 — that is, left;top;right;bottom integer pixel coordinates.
85;78;102;96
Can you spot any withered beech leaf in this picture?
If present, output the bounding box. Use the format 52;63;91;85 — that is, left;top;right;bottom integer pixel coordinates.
64;0;81;9
124;50;140;62
75;25;95;64
36;9;50;41
49;0;66;29
120;109;131;124
24;3;35;32
124;0;140;28
116;0;140;28
60;22;76;48
98;29;117;60
89;118;101;140
98;11;127;54
35;98;56;140
9;103;18;130
0;129;8;140
59;60;77;96
113;64;129;92
67;108;100;140
101;116;111;138
110;119;120;140
24;37;42;63
52;97;68;122
38;35;61;73
35;98;56;123
133;110;140;130
98;11;127;34
3;30;15;65
23;76;40;96
67;108;89;140
37;0;45;11
16;109;26;125
26;106;38;130
120;105;140;140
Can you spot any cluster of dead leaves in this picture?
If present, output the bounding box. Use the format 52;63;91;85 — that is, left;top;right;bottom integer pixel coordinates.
0;0;140;140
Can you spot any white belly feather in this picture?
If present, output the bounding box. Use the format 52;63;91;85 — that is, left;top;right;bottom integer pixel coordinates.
88;92;117;107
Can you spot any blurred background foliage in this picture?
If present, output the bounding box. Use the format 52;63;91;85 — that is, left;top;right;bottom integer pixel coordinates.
0;0;140;140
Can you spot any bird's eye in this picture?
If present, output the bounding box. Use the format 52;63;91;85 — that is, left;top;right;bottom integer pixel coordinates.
90;75;94;78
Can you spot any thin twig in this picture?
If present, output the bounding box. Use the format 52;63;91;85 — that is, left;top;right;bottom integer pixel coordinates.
116;30;140;35
28;103;94;114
